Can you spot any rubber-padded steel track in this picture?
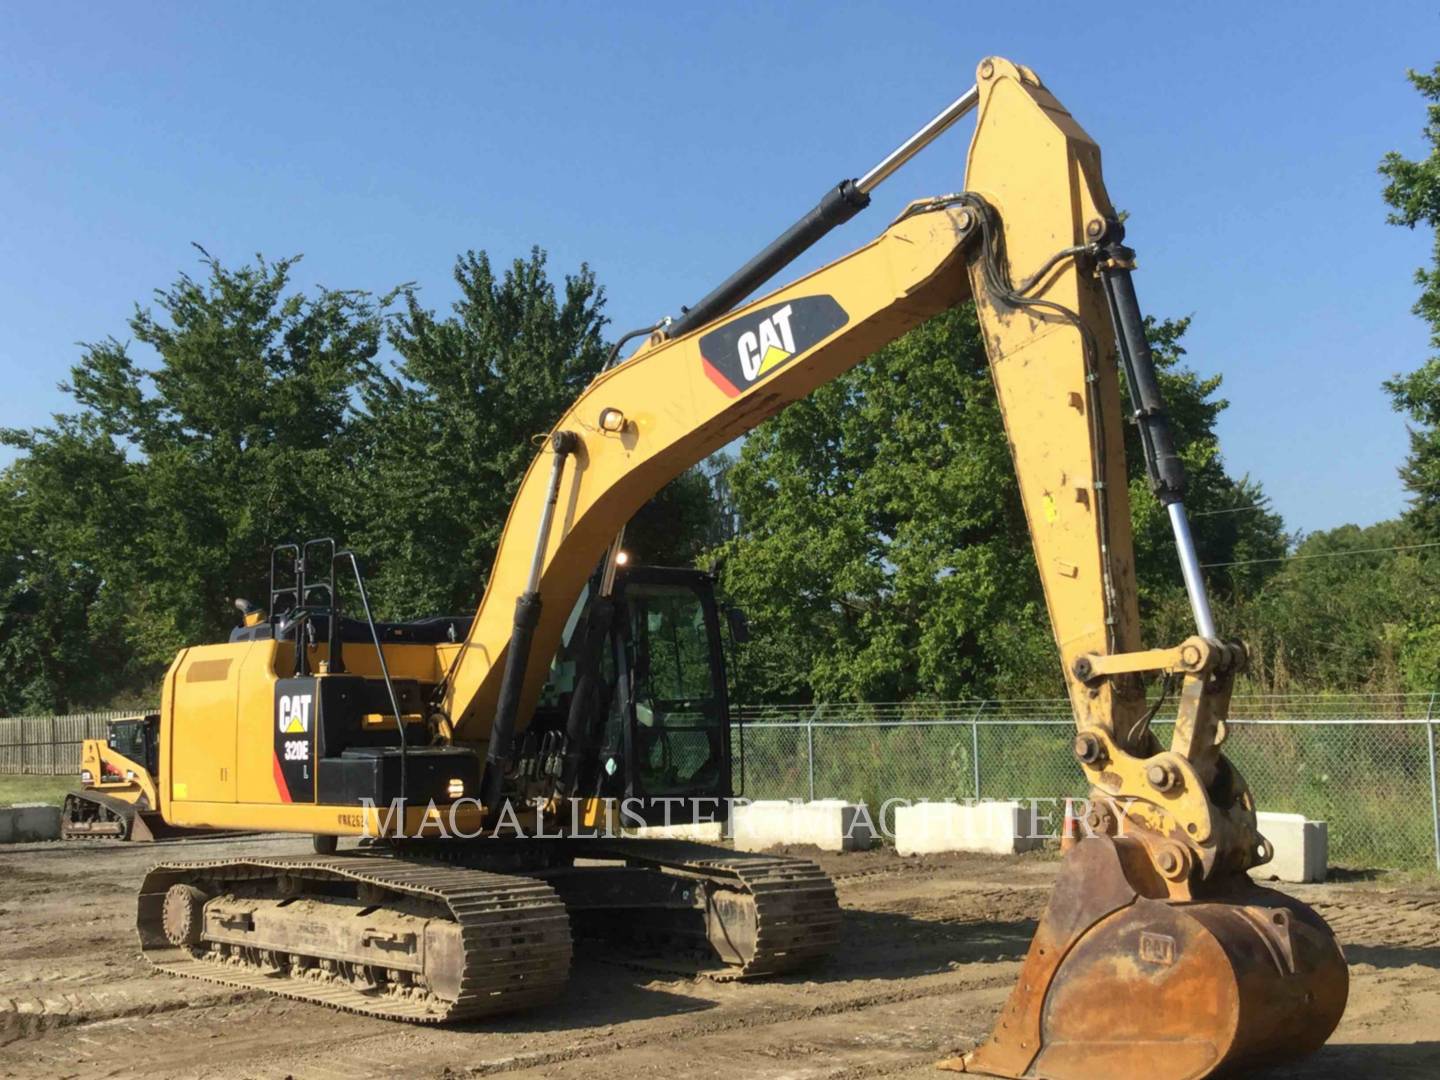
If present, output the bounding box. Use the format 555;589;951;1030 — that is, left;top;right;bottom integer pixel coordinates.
584;839;841;978
137;854;572;1023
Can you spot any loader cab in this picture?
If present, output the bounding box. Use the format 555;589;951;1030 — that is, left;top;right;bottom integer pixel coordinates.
106;715;160;778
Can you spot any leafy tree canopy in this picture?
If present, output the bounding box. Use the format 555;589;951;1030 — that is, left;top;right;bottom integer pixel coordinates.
351;248;609;617
1381;64;1440;532
713;305;1286;703
0;251;385;710
0;246;711;711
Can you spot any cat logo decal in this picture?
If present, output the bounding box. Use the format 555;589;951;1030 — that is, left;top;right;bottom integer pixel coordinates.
699;295;848;397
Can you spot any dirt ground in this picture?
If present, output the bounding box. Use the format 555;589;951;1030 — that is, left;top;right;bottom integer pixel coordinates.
1;835;1437;1080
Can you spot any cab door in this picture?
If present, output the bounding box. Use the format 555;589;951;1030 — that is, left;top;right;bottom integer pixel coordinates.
616;568;732;817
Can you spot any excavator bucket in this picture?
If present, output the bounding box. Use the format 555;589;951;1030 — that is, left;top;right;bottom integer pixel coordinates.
946;837;1348;1079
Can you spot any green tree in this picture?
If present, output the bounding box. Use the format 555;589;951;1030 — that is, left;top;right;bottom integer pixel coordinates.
355;248;733;618
624;467;722;567
0;244;740;712
0;250;386;708
1225;521;1438;692
715;307;1040;702
714;305;1285;704
351;248;610;617
1380;63;1440;531
0;430;140;712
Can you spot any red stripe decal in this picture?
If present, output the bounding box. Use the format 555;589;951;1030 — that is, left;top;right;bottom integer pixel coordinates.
272;753;292;803
701;356;741;398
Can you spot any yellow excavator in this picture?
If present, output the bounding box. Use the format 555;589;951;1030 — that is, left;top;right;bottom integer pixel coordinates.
131;57;1346;1077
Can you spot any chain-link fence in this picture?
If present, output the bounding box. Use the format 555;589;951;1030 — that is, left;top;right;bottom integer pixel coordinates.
0;712;135;774
6;696;1439;871
734;694;1440;873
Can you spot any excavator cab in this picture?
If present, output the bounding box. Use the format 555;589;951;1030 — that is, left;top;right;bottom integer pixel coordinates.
622;569;731;800
229;540;737;831
527;563;734;824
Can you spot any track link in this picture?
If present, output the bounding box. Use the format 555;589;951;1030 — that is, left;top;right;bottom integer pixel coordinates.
584;839;841;979
137;854;572;1023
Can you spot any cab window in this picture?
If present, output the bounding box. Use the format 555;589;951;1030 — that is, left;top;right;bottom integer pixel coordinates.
627;583;724;796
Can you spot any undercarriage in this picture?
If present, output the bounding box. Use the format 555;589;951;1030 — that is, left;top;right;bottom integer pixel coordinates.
137;839;840;1022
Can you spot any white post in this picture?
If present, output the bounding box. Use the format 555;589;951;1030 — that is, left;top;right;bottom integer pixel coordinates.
806;706;818;803
1426;691;1439;873
968;701;986;800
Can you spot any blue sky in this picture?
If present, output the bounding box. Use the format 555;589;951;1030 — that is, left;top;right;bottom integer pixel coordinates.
0;2;1434;535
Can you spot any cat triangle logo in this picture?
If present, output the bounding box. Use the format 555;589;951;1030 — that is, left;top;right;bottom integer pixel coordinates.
737;304;796;382
278;693;312;734
698;294;849;398
757;343;790;375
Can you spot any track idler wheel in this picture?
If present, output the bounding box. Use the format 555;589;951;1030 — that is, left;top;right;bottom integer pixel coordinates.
949;836;1348;1079
161;884;209;946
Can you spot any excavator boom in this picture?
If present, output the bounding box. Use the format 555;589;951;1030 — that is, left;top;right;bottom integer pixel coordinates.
437;204;976;743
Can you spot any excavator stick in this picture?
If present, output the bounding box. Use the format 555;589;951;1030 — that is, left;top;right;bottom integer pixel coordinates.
950;58;1348;1077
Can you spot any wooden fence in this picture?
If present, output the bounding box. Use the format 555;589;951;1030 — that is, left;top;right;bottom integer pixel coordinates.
0;712;144;775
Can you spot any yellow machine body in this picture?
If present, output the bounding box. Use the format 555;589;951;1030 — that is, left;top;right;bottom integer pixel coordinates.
158;638;487;836
79;737;159;810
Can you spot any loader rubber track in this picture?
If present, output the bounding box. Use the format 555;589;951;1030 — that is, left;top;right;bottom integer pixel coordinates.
137;854;572;1023
61;792;132;840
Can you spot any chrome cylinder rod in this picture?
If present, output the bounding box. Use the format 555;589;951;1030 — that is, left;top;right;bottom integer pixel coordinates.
524;473;563;591
856;85;980;195
668;83;980;339
1168;501;1217;640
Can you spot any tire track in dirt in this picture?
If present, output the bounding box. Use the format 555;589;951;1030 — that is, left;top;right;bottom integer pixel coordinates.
1308;893;1440;950
431;972;1017;1078
4;967;1019;1079
0;981;261;1050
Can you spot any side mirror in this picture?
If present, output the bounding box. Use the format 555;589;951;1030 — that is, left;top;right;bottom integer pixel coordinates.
726;607;752;644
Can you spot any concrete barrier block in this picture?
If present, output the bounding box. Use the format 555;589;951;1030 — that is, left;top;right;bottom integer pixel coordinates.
0;803;62;843
1257;811;1327;883
732;799;874;852
895;800;1043;857
624;820;726;842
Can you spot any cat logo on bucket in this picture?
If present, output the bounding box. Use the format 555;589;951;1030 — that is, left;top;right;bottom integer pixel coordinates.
278;692;312;734
699;295;848;397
